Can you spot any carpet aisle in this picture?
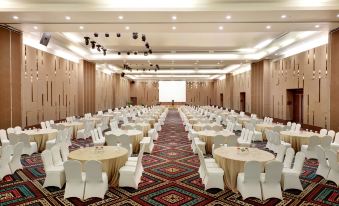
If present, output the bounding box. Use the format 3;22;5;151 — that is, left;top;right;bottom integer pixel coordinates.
0;109;338;206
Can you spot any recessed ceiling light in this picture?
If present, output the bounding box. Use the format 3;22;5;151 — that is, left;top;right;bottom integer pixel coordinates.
281;14;287;19
266;25;271;29
315;25;320;28
218;26;223;30
79;26;84;30
118;15;124;20
217;62;220;64
12;16;19;20
172;26;176;30
225;15;231;19
125;26;130;30
172;15;177;20
33;26;38;30
65;16;71;20
337;14;339;18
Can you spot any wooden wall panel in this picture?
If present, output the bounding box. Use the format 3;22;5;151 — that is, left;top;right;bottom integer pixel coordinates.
329;29;339;130
130;81;159;105
0;27;22;128
83;60;95;114
186;82;215;105
113;74;130;108
95;71;114;111
232;71;251;112
22;45;79;127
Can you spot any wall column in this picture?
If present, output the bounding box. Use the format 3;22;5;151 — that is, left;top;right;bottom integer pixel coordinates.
329;29;339;130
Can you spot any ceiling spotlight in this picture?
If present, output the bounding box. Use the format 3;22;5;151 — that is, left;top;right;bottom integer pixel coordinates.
12;16;19;20
79;26;84;30
225;15;231;19
281;14;287;19
65;16;71;20
127;51;130;55
315;24;320;28
149;49;152;54
103;48;107;56
134;51;138;55
125;26;130;30
84;37;90;45
33;26;38;30
218;26;223;30
105;33;109;37
142;34;146;42
132;32;138;39
172;26;176;30
143;68;146;71
117;51;121;55
337;14;339;18
266;25;271;29
94;33;98;37
118;15;124;20
116;33;121;37
145;42;150;48
150;64;153;67
172;15;177;20
144;52;148;56
96;44;101;52
90;41;96;49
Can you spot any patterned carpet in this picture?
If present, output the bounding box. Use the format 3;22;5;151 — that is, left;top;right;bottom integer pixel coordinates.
1;110;338;206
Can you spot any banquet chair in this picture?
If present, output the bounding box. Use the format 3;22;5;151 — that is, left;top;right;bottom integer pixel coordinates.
41;150;65;189
290;123;296;131
272;126;283;133
51;144;64;167
46;130;64;150
19;133;38;155
0;129;10;148
319;128;327;136
9;142;24;173
63;160;86;199
84;160;108;199
65;127;73;146
50;120;55;125
212;125;222;132
119;146;144;189
123;117;129;124
197;148;224;190
325;149;339;186
60;142;69;162
106;134;119;146
295;124;301;132
7;127;15;134
91;129;104;146
0;145;12;180
327;130;335;140
212;135;225;155
140;131;155;154
238;130;253;147
108;109;113;113
275;145;287;162
154;122;161;133
110;120;119;131
119;134;133;156
260;160;283;200
191;132;206;154
215;116;222;124
14;126;22;133
331;132;339;150
97;111;103;116
45;121;51;129
126;144;145;172
283;148;295;169
301;136;320;159
41;122;47;129
237;161;262;200
204;125;212;131
320;135;332;150
8;133;20;145
315;146;330;179
197;147;219;180
97;127;106;141
286;122;292;127
224;135;238;147
245;123;263;141
281;152;305;191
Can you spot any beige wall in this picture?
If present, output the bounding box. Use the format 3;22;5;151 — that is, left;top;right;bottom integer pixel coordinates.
113;74;130;108
130;80;159;106
232;71;251;113
186;81;215;105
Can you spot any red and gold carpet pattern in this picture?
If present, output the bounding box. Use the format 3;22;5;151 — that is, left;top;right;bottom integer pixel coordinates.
0;110;338;205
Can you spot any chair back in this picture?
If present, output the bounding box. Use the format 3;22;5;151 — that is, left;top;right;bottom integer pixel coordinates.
50;120;55;125
308;136;321;150
325;149;339;171
0;145;13;164
51;145;63;166
0;129;8;142
60;142;69;162
264;160;283;183
320;135;332;149
295;124;301;132
213;135;225;149
118;134;131;149
110;120;118;130
7;127;15;134
283;147;295;168
41;150;54;170
293;152;305;173
12;142;24;160
64;160;83;182
97;127;104;140
8;133;20;145
243;161;262;182
287;122;291;126
14;126;22;133
276;145;287;162
327;130;335;139
85;160;104;182
41;122;47;129
315;145;327;168
106;134;119;146
225;133;236;145
19;133;32;148
290;123;296;131
319;129;327;136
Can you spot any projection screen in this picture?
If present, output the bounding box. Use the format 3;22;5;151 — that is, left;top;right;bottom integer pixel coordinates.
159;81;186;102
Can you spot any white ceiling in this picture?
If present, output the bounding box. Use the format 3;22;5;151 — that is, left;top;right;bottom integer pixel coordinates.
1;0;338;80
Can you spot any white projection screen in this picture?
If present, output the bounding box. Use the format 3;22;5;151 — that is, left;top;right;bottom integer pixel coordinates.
159;81;186;102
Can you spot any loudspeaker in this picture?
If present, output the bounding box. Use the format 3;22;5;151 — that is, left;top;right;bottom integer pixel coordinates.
40;32;51;46
121;72;125;77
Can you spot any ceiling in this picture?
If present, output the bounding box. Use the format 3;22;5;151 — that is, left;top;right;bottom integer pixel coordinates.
1;0;339;80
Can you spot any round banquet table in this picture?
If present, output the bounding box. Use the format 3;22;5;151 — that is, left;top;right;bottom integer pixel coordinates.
255;123;282;140
196;130;234;154
105;129;143;153
193;123;223;132
23;129;58;152
121;122;150;137
238;117;251;125
214;147;275;192
68;146;128;187
144;118;156;128
280;131;324;152
57;122;84;139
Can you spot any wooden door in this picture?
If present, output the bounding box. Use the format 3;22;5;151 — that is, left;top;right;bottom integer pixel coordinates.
240;92;246;112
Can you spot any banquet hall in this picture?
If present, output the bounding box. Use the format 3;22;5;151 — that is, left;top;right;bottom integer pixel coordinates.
0;1;339;205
